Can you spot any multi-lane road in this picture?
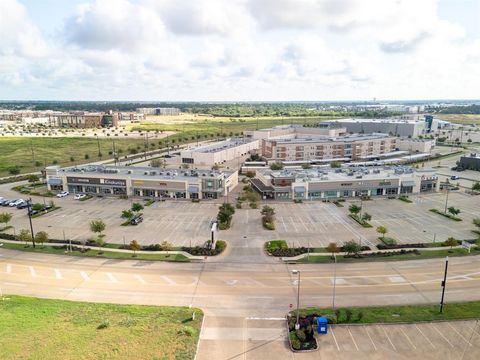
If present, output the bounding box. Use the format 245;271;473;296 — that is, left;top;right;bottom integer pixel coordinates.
1;247;480;358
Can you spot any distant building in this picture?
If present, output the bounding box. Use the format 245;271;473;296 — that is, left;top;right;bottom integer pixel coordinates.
117;112;144;123
324;118;426;138
396;138;436;153
52;112;118;128
180;138;259;166
137;107;180;116
459;153;480;171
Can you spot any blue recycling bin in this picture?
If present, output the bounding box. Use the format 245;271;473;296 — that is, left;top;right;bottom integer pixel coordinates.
316;316;328;334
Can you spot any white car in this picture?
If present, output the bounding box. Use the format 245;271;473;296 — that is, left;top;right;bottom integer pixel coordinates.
9;199;25;207
74;194;87;200
56;191;69;198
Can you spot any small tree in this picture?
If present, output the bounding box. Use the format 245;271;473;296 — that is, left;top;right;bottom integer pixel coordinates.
28;174;40;183
472;182;480;192
343;240;361;256
326;242;340;259
330;161;341;168
17;229;32;246
121;209;134;220
129;240;141;257
376;226;387;240
0;212;12;229
361;212;372;222
90;219;106;243
447;207;460;216
34;231;48;248
161;241;173;255
444;237;458;249
348;204;361;216
269;162;284;170
131;202;144;215
96;236;106;253
473;218;480;234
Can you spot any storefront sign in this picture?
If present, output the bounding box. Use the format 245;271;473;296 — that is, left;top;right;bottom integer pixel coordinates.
101;179;126;186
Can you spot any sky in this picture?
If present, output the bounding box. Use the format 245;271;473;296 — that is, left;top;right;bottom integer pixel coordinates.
0;0;479;101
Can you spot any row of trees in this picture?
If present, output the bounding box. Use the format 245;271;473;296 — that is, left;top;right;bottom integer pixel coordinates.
121;202;144;223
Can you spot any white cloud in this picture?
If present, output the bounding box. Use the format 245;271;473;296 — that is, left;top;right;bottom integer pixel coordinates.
0;0;479;100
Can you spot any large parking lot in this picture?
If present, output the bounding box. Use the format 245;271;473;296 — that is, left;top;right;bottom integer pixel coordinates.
4;195;219;247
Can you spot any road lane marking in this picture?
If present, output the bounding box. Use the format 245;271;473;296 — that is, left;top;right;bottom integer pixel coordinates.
245;317;284;321
330;326;340;351
381;326;396;351
431;324;454;348
29;266;36;277
389;276;406;283
6;264;11;274
106;272;118;283
160;276;176;285
400;326;416;349
134;275;147;284
347;326;359;351
80;271;90;281
3;282;26;287
54;269;63;280
364;326;377;351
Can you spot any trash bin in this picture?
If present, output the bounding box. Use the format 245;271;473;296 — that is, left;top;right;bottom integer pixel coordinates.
316;316;328;334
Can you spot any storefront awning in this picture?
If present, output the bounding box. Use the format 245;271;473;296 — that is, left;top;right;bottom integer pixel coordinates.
401;181;415;187
188;186;199;193
47;178;62;185
294;186;305;193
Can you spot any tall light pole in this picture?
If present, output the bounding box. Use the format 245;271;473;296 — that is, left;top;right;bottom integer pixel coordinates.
26;198;35;248
440;256;449;313
444;185;450;214
291;269;301;330
332;253;337;311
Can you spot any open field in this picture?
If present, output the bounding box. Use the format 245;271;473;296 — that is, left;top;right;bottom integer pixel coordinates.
0;137;149;177
436;114;480;125
0;295;203;360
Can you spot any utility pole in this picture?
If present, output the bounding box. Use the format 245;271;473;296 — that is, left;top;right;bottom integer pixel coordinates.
96;135;101;157
112;140;117;166
440;256;449;313
291;269;301;330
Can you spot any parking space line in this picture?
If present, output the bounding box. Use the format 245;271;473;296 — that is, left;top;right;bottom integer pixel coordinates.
330;326;340;351
364;326;377;351
400;326;416;350
29;266;36;277
160;275;176;285
414;324;435;349
431;324;455;348
54;269;63;280
447;323;473;347
347;326;359;351
381;326;396;351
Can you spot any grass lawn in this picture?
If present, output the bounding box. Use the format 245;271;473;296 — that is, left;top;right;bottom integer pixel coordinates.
298;248;478;263
0;137;147;177
0;295;203;360
295;301;480;324
1;242;190;262
436;114;480;125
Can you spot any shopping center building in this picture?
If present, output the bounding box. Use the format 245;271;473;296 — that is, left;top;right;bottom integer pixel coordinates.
250;166;438;201
46;165;238;200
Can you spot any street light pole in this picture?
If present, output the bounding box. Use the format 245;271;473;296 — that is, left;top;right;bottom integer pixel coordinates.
26;198;35;248
292;269;301;330
444;186;450;214
332;253;337;311
440;256;449;313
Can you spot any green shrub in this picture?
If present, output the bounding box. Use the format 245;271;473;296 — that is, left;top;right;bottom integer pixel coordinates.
97;320;110;329
289;331;301;350
249;202;257;209
215;240;227;252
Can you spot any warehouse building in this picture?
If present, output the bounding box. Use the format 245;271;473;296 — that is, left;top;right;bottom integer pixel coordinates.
459;153;480;171
250;166;438;201
180;138;259;166
46;165;238;200
324;118;426;138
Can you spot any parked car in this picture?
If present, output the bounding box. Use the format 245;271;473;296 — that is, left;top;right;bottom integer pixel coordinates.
56;191;69;198
74;194;87;200
9;199;25;207
451;175;460;180
17;202;30;209
130;216;143;225
1;199;12;206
